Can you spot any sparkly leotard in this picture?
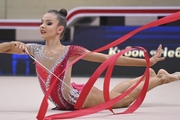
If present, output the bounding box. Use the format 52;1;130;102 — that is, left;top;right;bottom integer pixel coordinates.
26;43;86;110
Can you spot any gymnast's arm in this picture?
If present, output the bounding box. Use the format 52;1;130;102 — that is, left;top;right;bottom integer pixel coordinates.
81;44;165;67
0;41;27;54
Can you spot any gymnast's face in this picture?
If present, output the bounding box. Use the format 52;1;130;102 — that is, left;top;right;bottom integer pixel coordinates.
40;13;64;40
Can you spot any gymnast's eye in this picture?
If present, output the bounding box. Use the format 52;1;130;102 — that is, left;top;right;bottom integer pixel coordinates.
47;22;52;26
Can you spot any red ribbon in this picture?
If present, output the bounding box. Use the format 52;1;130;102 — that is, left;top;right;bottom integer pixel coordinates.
36;11;180;120
44;47;150;120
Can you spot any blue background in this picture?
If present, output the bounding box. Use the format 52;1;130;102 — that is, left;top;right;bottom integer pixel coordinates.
0;26;180;77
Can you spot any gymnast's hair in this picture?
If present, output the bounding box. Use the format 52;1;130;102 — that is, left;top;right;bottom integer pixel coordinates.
47;8;67;40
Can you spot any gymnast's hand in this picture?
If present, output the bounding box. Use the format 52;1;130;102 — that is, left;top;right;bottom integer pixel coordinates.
11;41;28;54
150;44;165;66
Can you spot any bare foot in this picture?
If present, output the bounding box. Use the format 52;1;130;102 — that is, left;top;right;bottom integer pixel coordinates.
150;68;156;77
157;69;179;84
172;72;180;80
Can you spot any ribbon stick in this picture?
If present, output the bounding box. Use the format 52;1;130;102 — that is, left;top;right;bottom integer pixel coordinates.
36;11;180;120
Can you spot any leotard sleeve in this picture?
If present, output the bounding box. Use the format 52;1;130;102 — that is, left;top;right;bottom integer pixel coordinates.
69;45;88;57
26;43;42;57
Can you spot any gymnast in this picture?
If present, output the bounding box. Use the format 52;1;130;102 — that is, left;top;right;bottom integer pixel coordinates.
0;8;179;110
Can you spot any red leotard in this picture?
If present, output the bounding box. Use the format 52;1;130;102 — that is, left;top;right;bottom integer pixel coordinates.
27;44;86;110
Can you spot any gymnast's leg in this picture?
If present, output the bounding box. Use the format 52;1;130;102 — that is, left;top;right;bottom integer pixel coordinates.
83;68;156;108
111;68;156;94
110;69;180;108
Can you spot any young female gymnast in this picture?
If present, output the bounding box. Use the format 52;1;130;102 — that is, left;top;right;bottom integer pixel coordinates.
0;8;179;110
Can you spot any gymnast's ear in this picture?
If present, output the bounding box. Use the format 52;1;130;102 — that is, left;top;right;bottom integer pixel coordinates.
57;26;64;34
